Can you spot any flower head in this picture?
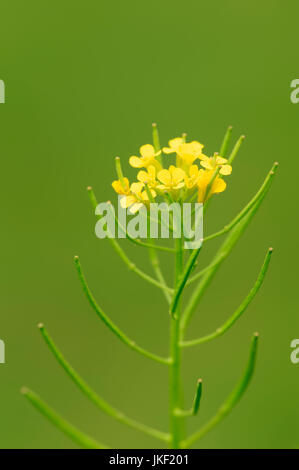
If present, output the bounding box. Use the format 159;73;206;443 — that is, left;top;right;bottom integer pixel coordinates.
112;128;232;210
129;144;161;170
156;165;185;193
200;153;232;175
197;169;226;203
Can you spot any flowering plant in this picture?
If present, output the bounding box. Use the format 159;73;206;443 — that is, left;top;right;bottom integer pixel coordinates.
113;130;230;212
21;124;278;449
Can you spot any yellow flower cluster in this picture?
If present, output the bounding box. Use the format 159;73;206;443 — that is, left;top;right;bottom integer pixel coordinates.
112;135;232;213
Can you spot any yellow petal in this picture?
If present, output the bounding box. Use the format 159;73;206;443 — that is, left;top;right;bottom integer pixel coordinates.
141;189;156;201
129;202;144;214
140;144;155;158
120;195;136;208
198;152;209;161
178;141;203;159
130;182;144;195
197;186;206;203
150;159;162;171
212;178;227;194
172;167;185;185
148;165;156;178
200;159;213;170
157;169;171;186
162;146;174;154
198;168;209;179
156;184;166;191
137;170;149;183
219;164;232;176
112;180;123;194
189;165;199;178
120;196;128;208
173;182;185;189
141;191;149;201
129;156;143;168
189;141;204;154
171;137;183;149
170;137;183;146
196;169;211;197
112;177;130;194
163;138;182;154
216;156;228;165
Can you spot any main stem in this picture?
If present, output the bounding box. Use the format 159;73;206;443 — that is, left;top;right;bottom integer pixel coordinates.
169;234;184;448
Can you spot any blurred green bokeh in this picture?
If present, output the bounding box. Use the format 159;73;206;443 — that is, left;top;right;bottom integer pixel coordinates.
0;0;295;449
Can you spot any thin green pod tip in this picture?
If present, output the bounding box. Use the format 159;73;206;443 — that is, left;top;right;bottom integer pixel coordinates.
220;125;233;157
152;122;162;164
192;379;203;416
115;156;124;179
86;186;98;210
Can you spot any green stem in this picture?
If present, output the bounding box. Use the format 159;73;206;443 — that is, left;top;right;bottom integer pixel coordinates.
170;244;203;315
38;324;169;442
74;256;171;365
152;122;162;165
115;157;125;188
169;235;184;448
182;248;273;347
228;134;245;165
148;243;172;304
182;333;259;448
204;166;220;202
21;387;107;449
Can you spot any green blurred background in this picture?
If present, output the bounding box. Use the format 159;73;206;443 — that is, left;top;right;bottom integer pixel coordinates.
0;0;296;449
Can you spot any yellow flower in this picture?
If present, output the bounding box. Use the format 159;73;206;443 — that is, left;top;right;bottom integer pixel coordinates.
184;165;200;189
197;169;227;203
162;137;184;155
129;144;161;170
111;177;130;195
137;165;157;188
200;153;232;175
178;141;205;166
156;165;185;192
163;138;205;170
120;182;156;214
